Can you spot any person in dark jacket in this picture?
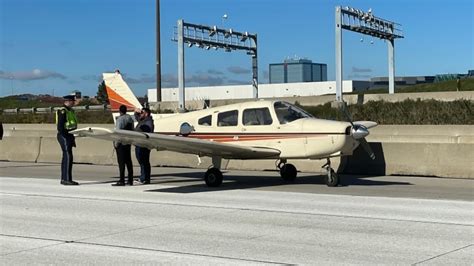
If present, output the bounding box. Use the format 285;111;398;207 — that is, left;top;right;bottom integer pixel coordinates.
56;95;78;185
134;107;154;184
112;105;134;186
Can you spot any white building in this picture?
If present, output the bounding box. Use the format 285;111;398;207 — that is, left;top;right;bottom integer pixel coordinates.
148;80;369;103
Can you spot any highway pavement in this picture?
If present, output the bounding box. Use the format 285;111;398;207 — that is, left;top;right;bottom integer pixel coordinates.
0;161;473;264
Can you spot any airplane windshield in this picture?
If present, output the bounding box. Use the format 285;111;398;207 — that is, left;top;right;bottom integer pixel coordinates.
274;101;313;124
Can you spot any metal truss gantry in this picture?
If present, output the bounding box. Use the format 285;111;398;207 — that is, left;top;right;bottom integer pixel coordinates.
335;6;404;101
173;19;258;110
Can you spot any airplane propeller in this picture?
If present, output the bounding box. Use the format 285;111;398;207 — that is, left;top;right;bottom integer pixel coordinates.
340;101;375;160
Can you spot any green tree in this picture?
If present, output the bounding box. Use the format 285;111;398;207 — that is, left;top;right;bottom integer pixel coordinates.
96;81;108;104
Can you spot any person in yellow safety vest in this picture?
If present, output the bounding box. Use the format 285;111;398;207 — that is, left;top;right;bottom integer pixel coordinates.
56;94;79;185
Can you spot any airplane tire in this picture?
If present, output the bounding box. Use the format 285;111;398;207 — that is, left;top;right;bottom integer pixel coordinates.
280;163;297;182
326;169;339;187
205;168;223;187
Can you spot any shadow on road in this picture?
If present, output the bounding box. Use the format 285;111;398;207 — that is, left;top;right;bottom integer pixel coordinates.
0;163;58;168
143;171;412;194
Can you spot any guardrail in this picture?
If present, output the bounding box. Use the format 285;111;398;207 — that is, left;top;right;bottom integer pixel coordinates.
0;104;110;114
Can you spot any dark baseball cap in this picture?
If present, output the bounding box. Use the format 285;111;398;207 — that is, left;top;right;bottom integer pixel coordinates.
63;95;76;101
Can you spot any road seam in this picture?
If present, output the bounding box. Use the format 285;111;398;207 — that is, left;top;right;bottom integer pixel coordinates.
0;233;288;264
412;243;473;265
0;234;66;257
1;191;472;227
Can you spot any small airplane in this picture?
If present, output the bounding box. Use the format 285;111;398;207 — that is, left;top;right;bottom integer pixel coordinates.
72;71;377;187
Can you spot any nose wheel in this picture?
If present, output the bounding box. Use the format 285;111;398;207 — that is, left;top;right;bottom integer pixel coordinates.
322;158;339;187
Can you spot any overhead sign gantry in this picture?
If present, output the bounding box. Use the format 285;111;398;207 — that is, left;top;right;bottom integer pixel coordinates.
335;6;404;101
173;20;258;111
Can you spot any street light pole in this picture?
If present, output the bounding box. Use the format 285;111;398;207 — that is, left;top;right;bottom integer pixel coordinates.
177;19;185;111
156;0;162;102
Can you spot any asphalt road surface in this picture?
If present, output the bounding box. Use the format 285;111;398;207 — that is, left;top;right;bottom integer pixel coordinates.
1;162;473;264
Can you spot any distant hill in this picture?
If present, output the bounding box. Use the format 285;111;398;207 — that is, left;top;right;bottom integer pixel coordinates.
0;94;99;109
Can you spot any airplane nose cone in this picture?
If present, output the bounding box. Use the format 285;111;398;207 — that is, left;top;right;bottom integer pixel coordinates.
352;125;370;140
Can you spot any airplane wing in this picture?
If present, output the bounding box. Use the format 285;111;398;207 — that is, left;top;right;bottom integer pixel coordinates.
71;127;281;159
354;121;378;129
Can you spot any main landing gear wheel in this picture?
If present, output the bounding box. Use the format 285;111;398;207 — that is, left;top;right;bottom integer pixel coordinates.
204;167;223;187
325;168;339;187
280;163;297;182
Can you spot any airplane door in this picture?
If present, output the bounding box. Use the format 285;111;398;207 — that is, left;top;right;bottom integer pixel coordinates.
274;121;307;158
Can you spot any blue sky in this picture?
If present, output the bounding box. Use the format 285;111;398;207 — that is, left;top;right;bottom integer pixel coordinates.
0;0;473;97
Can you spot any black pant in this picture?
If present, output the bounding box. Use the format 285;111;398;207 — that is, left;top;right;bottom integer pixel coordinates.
57;134;74;182
116;144;133;182
135;146;151;183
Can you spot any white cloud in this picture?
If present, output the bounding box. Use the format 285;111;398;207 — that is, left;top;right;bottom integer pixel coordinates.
0;69;67;81
227;66;251;74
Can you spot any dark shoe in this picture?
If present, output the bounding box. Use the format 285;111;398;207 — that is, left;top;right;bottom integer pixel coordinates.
127;179;133;186
61;180;79;186
112;181;125;186
141;180;150;185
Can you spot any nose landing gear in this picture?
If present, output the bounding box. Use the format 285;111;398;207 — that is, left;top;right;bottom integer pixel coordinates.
322;158;339;187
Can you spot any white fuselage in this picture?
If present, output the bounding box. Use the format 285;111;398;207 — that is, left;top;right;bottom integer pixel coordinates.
147;100;357;160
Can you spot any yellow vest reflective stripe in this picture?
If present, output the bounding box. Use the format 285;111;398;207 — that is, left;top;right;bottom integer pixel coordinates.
56;107;78;130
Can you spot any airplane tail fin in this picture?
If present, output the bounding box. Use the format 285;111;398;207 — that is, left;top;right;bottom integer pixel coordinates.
103;71;143;112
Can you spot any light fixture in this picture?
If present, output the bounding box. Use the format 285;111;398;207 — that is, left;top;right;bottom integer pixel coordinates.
209;25;217;37
188;43;193;47
205;45;210;50
240;31;248;42
224;29;233;38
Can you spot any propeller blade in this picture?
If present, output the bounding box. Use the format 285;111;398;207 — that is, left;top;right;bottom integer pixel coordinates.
359;138;375;160
340;101;354;126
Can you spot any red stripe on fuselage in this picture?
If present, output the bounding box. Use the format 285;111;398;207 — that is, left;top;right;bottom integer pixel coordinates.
156;132;342;143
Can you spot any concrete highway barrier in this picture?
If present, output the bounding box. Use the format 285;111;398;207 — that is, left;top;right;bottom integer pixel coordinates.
35;137;119;165
342;142;474;178
1;124;473;178
35;137;60;163
74;138;116;165
0;136;41;162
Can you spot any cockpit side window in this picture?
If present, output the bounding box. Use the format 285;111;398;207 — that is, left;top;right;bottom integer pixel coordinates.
217;110;238;127
243;108;273;126
198;115;212;126
274;101;313;124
